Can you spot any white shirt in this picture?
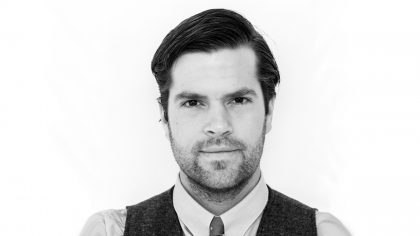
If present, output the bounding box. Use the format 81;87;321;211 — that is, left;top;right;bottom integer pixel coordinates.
80;175;351;236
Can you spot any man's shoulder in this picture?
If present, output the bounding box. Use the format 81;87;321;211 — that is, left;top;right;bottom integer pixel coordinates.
266;187;351;235
316;212;352;236
126;186;174;213
267;186;316;212
79;209;127;236
124;186;184;234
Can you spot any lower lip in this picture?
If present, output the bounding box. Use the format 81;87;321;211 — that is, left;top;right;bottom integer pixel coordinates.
200;150;238;157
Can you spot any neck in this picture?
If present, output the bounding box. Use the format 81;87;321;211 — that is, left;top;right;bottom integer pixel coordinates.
179;168;261;216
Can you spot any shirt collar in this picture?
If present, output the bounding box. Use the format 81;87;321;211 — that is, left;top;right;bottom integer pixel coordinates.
173;173;268;235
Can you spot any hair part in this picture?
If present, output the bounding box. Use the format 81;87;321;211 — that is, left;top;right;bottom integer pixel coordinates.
152;8;280;122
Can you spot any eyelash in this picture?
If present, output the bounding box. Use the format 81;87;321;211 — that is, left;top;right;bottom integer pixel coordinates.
231;97;252;105
181;97;252;108
182;100;203;107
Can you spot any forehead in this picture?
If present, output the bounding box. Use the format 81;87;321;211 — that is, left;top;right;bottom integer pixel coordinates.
169;46;261;97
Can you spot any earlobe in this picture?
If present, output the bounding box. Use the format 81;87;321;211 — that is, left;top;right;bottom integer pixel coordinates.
158;100;170;140
265;97;275;134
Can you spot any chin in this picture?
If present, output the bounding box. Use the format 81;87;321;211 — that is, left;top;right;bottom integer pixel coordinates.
199;168;248;191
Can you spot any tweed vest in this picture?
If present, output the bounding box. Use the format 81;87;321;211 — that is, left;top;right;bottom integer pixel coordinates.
123;186;317;236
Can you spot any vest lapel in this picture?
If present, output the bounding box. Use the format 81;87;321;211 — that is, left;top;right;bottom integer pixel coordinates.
256;186;317;236
124;187;183;236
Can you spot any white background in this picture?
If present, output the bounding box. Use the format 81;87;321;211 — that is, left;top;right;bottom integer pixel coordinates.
1;0;419;235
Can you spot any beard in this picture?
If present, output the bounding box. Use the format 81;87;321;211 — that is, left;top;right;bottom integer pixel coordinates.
169;122;266;197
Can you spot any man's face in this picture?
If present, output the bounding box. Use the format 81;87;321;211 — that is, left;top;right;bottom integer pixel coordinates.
161;46;274;192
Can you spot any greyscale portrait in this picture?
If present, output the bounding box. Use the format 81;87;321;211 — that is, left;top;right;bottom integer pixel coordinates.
3;1;419;235
80;9;350;236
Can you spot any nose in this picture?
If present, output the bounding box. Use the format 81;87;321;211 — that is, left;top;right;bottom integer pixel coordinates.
203;105;233;138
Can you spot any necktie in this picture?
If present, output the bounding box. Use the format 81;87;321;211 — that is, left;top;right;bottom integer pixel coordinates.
209;216;224;236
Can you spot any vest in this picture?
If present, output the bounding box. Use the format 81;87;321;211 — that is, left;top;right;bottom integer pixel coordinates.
123;186;317;236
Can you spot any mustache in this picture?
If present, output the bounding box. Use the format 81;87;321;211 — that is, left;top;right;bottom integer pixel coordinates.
192;137;246;153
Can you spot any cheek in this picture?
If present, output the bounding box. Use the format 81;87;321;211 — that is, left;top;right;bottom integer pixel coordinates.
231;112;266;142
169;113;202;142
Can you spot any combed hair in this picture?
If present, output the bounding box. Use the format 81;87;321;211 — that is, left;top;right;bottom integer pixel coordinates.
151;8;280;121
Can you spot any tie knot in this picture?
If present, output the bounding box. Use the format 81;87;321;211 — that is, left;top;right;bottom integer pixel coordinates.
209;216;224;236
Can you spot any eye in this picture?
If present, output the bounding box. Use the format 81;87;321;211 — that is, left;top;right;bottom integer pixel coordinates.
182;100;201;107
231;97;251;105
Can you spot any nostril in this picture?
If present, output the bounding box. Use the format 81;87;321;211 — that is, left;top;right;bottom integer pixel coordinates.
203;113;233;137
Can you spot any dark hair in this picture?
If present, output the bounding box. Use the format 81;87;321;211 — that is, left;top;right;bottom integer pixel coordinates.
151;8;280;122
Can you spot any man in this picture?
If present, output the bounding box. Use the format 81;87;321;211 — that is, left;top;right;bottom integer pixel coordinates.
80;9;350;236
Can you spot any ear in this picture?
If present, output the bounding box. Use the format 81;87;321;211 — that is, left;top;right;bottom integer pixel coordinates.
158;100;170;140
264;96;276;134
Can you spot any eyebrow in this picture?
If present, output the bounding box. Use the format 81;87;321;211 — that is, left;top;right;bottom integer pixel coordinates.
225;88;257;100
174;88;258;102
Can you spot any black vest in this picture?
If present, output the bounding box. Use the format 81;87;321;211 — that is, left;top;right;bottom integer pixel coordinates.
124;186;317;236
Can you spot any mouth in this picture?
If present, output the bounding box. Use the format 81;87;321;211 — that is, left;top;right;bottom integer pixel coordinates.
199;148;239;153
200;150;238;154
